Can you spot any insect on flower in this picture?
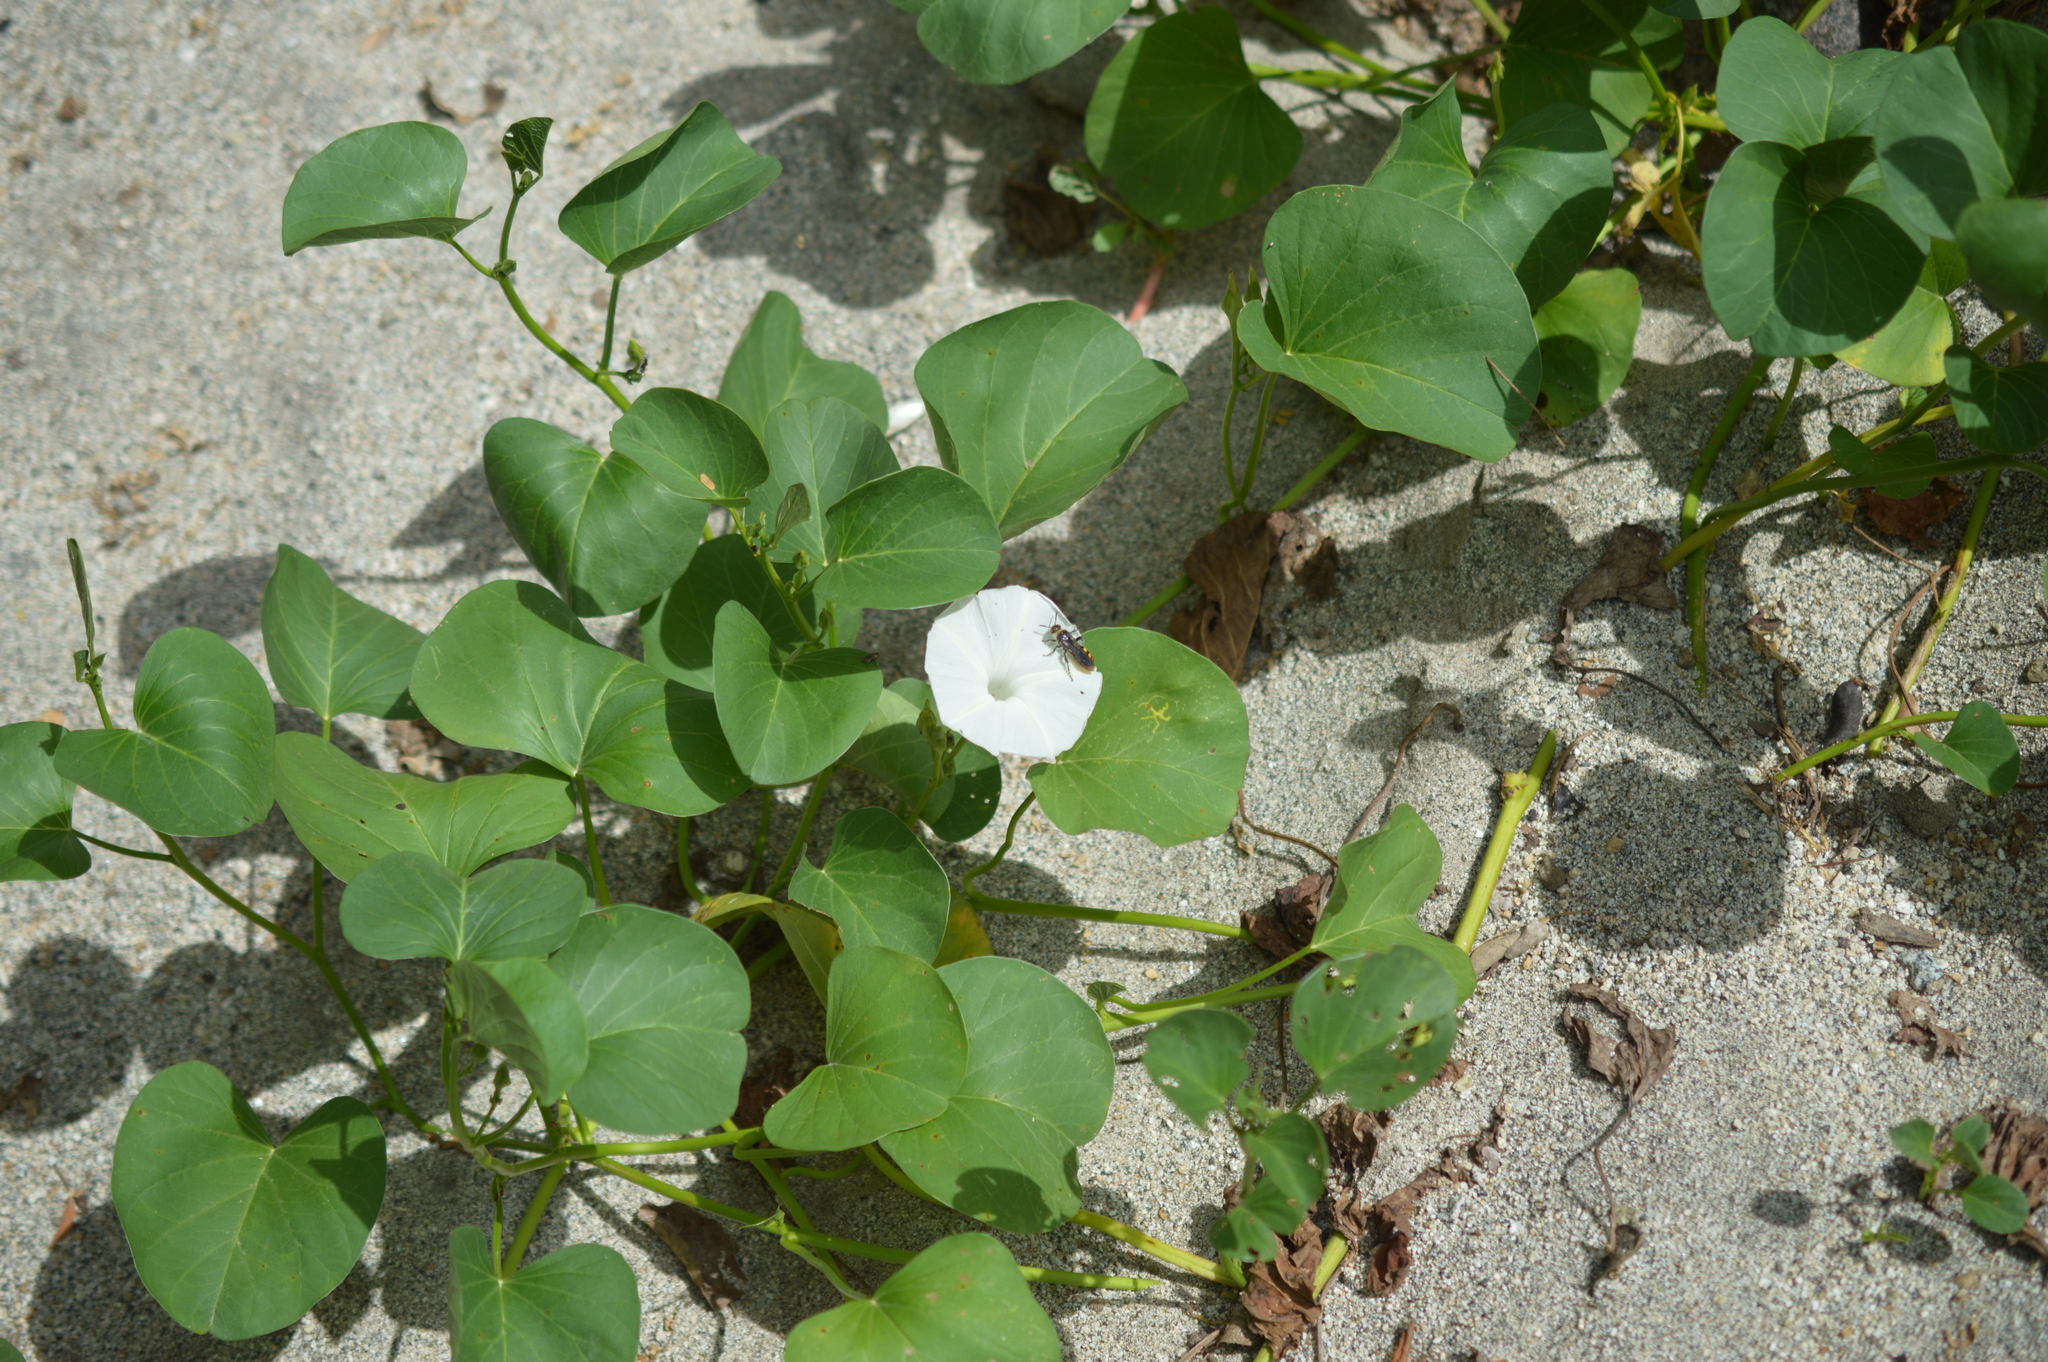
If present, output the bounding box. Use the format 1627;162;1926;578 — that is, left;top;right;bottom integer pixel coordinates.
1041;623;1096;679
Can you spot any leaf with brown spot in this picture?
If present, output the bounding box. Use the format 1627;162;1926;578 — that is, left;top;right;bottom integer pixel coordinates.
638;1201;745;1310
1856;910;1938;949
1168;511;1278;681
1888;988;1969;1058
1564;983;1676;1102
1977;1105;2048;1210
1866;476;1965;538
1561;525;1679;615
1238;1219;1323;1357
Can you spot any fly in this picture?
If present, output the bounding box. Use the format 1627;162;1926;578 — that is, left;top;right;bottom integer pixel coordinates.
1042;623;1096;679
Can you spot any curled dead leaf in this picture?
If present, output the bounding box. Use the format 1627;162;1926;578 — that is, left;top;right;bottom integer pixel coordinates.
1169;511;1279;682
1978;1105;2047;1211
1856;909;1938;949
1562;525;1680;616
1472;918;1550;979
1866;476;1965;539
1238;1219;1324;1357
638;1201;745;1311
1888;988;1969;1059
1564;982;1677;1102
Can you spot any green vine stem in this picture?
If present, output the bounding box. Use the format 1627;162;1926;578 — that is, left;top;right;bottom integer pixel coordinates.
74;831;174;862
966;888;1253;940
1224;374;1279;518
1070;1209;1247;1288
1682;353;1773;693
501;1157;570;1276
1760;356;1805;450
488;1127;754;1162
66;539;116;729
575;776;611;907
1452;728;1556;954
449;240;632;412
1775;711;2048;782
1868;468;2003;753
1112;943;1321;1018
1102;983;1297;1033
1792;0;1833;31
1466;0;1514;38
766;768;835;899
672;816;703;904
1577;0;1671;106
1242;0;1429;89
745;938;791;982
960;793;1035;894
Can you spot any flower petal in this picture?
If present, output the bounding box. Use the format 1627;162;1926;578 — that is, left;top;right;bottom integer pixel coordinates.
924;585;1102;760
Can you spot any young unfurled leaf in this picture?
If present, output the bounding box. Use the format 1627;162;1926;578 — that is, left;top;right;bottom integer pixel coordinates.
906;0;1125;86
916;301;1187;538
788;806;951;961
641;534;816;691
448;956;589;1103
1028;627;1250;848
716;291;889;437
1532;269;1643;425
1292;948;1461;1111
281;121;486;254
1084;8;1301;234
1494;0;1684;154
550;905;749;1135
261;545;427;720
448;1226;639;1362
784;1232;1059;1362
271;731;574;881
111;1062;384;1339
1890;1117;1939;1169
762;945;968;1151
772;481;812;544
1943;346;2048;455
1367;83;1612;311
55;628;275;837
814;466;1002;610
412;580;748;817
1910;700;2020;797
879;956;1114;1232
0;721;88;882
1236;186;1541;462
1716;18;1899;150
608;387;769;505
1210;1113;1330;1262
1828;425;1934;499
711;599;881;786
555;102;779;275
341;852;582;963
500;116;553;181
481;417;707;617
1312;805;1475;1000
1143;1007;1253;1126
1952;1113;1991;1172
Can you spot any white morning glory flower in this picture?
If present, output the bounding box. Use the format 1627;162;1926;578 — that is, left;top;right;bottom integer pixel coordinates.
924;586;1103;761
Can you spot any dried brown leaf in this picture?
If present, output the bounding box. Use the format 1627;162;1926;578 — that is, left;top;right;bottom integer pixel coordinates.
1169;511;1278;682
1856;910;1939;949
1427;1056;1470;1090
1978;1105;2048;1210
50;1193;80;1248
1564;983;1676;1102
1590;1221;1645;1291
1562;525;1680;615
1867;476;1966;538
733;1046;800;1131
1005;179;1089;255
1888;989;1970;1058
1319;1104;1390;1185
1242;871;1330;959
1;1072;42;1120
56;96;86;122
1472;919;1549;979
1239;1219;1323;1357
1268;511;1339;602
638;1201;745;1310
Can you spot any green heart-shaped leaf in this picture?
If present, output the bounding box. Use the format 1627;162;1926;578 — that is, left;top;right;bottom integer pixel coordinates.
1958;197;2048;328
641;534;819;691
1144;1008;1253;1126
917;301;1187;538
1028;627;1249;848
1237;185;1541;462
1961;1173;2031;1234
711;600;881;786
272;731;574;881
814;465;1001;610
1293;948;1461;1111
1312;804;1474;1000
448;1226;639;1362
281;121;484;254
1369;83;1613;311
1717;18;1899;149
1083;8;1301;233
1828;425;1934;499
55;628;274;837
754;397;898;564
1210;1112;1329;1261
717;291;889;437
549;904;749;1135
879;956;1113;1232
1702;139;1926;358
789;806;951;960
449;956;589;1103
500;116;552;181
481;417;707;617
1839;278;1958;388
111;1062;384;1339
1877;22;2048;240
907;0;1125;84
0;721;88;882
555;102;779;275
1532;268;1642;425
608;387;770;505
841;679;1000;842
698;890;845;999
340;852;584;963
1944;345;2048;455
412;580;747;817
1889;1118;1938;1168
261;545;426;721
1495;0;1684;154
1952;1113;1991;1169
1910;700;2020;797
786;1232;1059;1362
763;944;968;1151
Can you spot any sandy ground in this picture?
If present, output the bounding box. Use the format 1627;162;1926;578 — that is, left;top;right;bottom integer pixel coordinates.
3;1;2045;1359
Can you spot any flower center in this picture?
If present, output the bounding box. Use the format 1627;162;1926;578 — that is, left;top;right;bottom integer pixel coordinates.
986;675;1019;702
